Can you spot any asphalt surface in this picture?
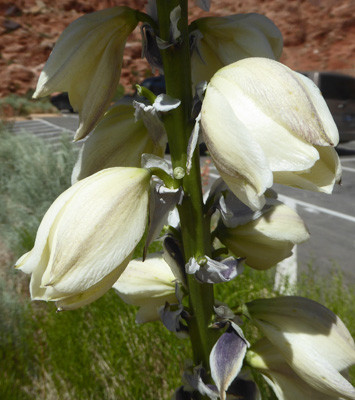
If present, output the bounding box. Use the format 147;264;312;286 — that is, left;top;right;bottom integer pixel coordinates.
8;113;355;283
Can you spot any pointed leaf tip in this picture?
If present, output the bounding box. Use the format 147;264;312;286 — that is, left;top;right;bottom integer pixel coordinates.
210;328;247;399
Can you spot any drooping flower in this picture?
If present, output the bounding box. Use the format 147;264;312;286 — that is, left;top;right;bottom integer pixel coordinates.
216;198;310;270
201;57;341;210
247;337;341;400
242;296;355;399
15;167;151;310
191;13;283;86
71;101;166;183
33;7;138;141
113;253;178;323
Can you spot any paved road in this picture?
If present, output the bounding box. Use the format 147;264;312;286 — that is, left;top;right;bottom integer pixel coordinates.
7;113;355;283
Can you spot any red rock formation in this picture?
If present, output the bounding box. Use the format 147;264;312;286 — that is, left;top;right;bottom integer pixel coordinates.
0;0;354;97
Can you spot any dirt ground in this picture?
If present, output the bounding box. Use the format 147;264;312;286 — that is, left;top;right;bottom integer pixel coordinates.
0;0;354;97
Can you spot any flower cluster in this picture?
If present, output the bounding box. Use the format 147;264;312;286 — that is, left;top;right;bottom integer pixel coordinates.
15;2;351;400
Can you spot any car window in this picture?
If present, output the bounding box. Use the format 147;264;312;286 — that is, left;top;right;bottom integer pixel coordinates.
319;74;355;100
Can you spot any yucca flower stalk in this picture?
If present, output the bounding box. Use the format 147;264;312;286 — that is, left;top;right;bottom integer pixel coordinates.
16;0;354;399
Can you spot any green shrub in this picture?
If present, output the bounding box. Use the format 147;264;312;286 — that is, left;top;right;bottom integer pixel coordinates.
0;126;76;254
0;93;57;117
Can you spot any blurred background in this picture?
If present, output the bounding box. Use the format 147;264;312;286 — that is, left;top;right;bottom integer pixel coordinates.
0;0;354;106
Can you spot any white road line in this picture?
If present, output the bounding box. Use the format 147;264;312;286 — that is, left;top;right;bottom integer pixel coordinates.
278;194;355;222
35;118;76;134
342;166;355;173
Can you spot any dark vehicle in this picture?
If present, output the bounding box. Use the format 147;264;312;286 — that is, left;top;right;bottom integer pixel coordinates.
50;92;74;113
301;71;355;143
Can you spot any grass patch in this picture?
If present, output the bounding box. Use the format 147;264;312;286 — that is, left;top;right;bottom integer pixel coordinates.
1;127;354;399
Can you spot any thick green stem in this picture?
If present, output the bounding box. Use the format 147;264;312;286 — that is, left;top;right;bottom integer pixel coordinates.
156;0;218;374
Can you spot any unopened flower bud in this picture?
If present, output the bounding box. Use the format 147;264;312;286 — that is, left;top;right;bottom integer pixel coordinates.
33;7;138;141
113;253;178;323
191;13;283;86
71;102;166;183
217;199;309;270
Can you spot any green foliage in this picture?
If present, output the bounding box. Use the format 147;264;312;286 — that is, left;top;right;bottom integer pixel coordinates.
0;93;57;117
0;126;76;254
0;282;191;400
2;264;355;399
1;129;354;399
298;265;355;344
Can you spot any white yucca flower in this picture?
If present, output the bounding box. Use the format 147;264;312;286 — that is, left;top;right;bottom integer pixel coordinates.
247;337;342;400
33;7;138;141
71;102;166;183
15;167;151;310
201;57;341;210
243;296;355;399
191;13;283;86
217;198;309;270
113;253;177;323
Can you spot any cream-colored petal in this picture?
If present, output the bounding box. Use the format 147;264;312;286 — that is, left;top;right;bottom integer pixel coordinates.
72;103;166;182
34;8;136;97
296;72;339;146
274;146;342;193
257;321;355;399
247;297;355;370
191;13;283;86
218;199;309;269
210;74;321;173
42;168;150;294
247;338;341;400
15;178;88;274
201;84;273;210
14;250;32;273
33;7;138;140
134;296;178;323
113;254;177;306
191;39;225;85
72;32;128;140
216;58;339;147
113;253;178;323
245;297;355;399
201;57;340;203
53;253;133;310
